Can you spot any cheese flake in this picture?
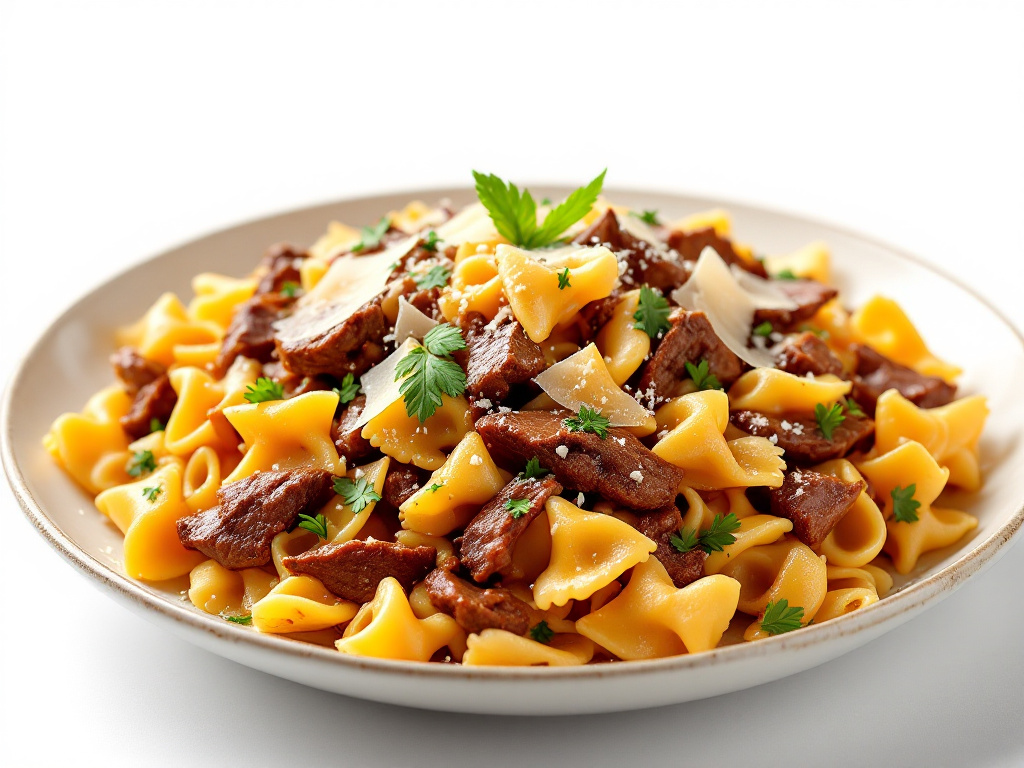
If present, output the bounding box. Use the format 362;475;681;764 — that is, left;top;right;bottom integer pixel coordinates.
393;296;438;343
353;337;421;429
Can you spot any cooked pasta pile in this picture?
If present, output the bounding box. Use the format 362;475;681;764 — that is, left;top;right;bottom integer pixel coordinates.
45;171;988;665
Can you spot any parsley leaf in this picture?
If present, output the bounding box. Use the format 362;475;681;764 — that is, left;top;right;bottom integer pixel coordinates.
798;323;828;339
844;397;865;418
669;527;699;554
141;485;162;502
563;405;611;439
891;484;921;523
684;359;722;391
752;321;774;337
774;268;798;280
149;418;164;433
472;170;606;249
421;230;441;252
126;449;156;477
632;284;672;339
395;324;468;422
244;377;284;404
814;402;845;440
520;456;549;480
630;209;660;225
297;512;329;539
529;620;554;644
427;483;445;493
351;217;390;252
333;373;360;405
422;323;467;356
670;513;741;554
540;197;552;206
414;264;451;290
760;599;805;635
557;267;571;290
505;498;531;518
333;476;382;514
280;280;301;298
225;615;253;625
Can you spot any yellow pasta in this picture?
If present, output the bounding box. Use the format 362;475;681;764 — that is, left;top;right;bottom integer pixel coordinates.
813;459;887;568
850;296;961;382
252;575;358;633
595;289;651;385
187;559;277;616
728;368;851;414
116;292;222;367
362;395;473;471
188;273;257;329
720;537;827;620
462;630;593;667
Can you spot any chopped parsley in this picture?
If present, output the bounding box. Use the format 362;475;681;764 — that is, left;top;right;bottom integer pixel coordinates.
297;512;329;539
814;402;845;440
844;397;865;418
630;209;660;226
333;373;360;405
280;280;301;298
670;513;741;554
891;484;921;523
798;323;828;339
520;456;549;480
684;359;723;391
126;449;157;477
333;476;382;514
421;230;441;252
472;169;606;249
148;418;165;433
395;323;468;422
540;197;552;206
632;284;672;339
414;264;452;290
774;268;798;280
529;620;554;644
505;498;531;518
760;599;804;635
141;485;162;502
427;483;445;493
243;377;284;404
225;615;253;625
752;321;774;338
563;405;610;439
557;267;572;290
351;217;390;252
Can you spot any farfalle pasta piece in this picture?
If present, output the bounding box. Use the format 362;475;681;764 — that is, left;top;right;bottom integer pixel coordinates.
576;558;740;660
187;559;277;616
812;459;887;568
727;368;851;414
850;296;961;382
533;497;656;610
874;389;989;491
187;273;257;330
595;289;651;386
252;575;358;633
322;456;390;543
703;514;794;575
857;441;977;574
362;395;473;471
652;390;785;490
438;252;504;322
116;292;222;367
826;564;893;598
165;360;260;456
811;587;878;623
181;446;224;513
462;630;594;667
719;537;827;621
764;241;831;285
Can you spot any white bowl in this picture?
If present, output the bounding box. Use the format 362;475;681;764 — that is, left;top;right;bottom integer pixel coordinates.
3;187;1022;715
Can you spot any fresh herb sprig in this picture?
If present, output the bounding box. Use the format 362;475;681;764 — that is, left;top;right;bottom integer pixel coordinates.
142;485;162;502
127;449;157;477
225;615;253;625
297;512;329;539
684;359;722;391
421;230;441;253
630;209;660;225
670;513;741;554
414;264;451;290
351;217;390;252
395;323;468;422
759;599;804;635
280;281;301;298
814;402;846;440
333;373;360;405
529;620;554;644
333;476;382;514
244;377;284;404
632;285;672;339
520;457;549;480
891;484;921;523
774;268;798;280
844;397;865;418
557;267;572;290
427;483;445;493
564;405;611;439
752;321;773;338
505;498;531;519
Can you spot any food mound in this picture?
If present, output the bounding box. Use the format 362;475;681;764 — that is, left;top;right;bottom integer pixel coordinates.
45;171;988;666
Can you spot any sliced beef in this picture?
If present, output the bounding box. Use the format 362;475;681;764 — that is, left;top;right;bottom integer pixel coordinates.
331;394;376;464
775;331;844;377
460;475;563;582
274;298;387;379
282;539;436;603
753;279;837;331
177;469;335;569
577;293;622;339
573;209;689;291
120;374;177;439
476;410;685;511
769;469;864;547
634;505;707;588
256;243;305;295
216;293;289;373
730;409;874;464
666;226;768;278
458;315;546;405
382;463;430;508
110;347;165;395
635;309;743;406
423;564;532;634
850;344;956;414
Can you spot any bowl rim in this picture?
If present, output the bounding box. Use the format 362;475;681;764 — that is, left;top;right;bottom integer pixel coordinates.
3;184;1023;682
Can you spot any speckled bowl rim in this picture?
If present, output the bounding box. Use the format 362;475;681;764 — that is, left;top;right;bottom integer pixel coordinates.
3;185;1023;686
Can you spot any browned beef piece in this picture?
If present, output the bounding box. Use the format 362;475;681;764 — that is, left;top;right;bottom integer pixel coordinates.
573;209;689;291
120;375;177;439
667;226;769;278
177;469;335;569
110;347;165;395
850;344;956;415
476;410;685;510
423;564;532;634
730;409;874;464
382;463;430;508
769;469;864;547
577;293;621;338
256;243;305;295
274;298;387;379
216;293;289;373
634;505;707;588
753;279;837;331
459;317;546;404
283;539;436;603
635;309;743;406
776;332;844;377
460;475;563;582
331;395;376;464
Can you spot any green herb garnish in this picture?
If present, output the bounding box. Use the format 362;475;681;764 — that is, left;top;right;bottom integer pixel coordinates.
297;513;329;539
630;209;660;225
684;359;722;391
632;284;672;339
529;620;554;644
395;323;468;422
427;483;445;493
333;373;360;405
351;217;390;253
126;449;156;477
243;377;284;404
149;418;164;433
141;485;162;502
280;281;300;298
814;402;845;440
760;599;805;635
505;498;531;519
752;321;774;337
775;268;798;280
557;267;572;290
225;615;253;625
520;456;549;480
670;513;741;554
563;405;610;439
333;476;382;514
891;484;921;523
414;264;452;290
421;230;441;253
844;397;865;418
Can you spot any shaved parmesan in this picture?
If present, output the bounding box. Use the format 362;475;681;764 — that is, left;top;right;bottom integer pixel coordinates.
354;337;420;429
436;203;500;245
393;296;438;343
534;344;656;432
671;247;797;368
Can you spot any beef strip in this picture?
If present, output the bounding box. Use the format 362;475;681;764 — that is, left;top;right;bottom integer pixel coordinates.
753;279;837;331
633;505;707;588
460;475;563;582
331;394;376;464
381;463;430;508
216;292;290;373
577;293;622;339
666;226;768;278
457;314;546;405
423;564;532;635
850;344;956;415
730;409;874;464
256;243;305;295
775;331;844;377
572;209;689;291
769;468;864;547
110;346;165;395
119;374;177;439
282;539;436;603
177;469;335;569
635;309;743;406
475;410;685;510
274;298;388;379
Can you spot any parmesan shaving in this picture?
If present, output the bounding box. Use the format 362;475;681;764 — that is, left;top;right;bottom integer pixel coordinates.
393;296;438;343
435;202;500;245
354;337;420;429
670;247;798;368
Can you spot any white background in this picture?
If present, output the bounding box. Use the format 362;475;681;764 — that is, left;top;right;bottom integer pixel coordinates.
2;2;1023;766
